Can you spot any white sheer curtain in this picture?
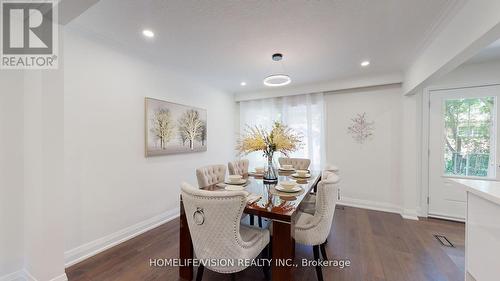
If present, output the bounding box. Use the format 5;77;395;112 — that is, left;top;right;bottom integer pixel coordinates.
239;93;325;171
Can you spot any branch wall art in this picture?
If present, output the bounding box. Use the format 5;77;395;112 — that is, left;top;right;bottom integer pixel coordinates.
347;112;374;144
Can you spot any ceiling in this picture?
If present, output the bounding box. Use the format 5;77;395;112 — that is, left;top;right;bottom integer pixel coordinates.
70;0;462;94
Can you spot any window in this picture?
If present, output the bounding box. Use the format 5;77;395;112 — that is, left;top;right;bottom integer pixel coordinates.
239;93;325;171
443;97;495;177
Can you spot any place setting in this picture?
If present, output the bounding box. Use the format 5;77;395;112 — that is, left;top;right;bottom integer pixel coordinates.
215;175;263;203
215;175;250;191
291;169;311;179
249;166;265;177
270;180;305;197
278;164;295;172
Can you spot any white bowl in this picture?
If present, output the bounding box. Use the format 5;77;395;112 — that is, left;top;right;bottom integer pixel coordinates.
255;167;265;174
280;180;296;189
296;170;308;177
228;175;242;183
282;164;293;170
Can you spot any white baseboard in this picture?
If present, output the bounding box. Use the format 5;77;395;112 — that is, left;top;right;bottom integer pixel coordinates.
0;270;66;281
339;196;402;214
401;209;420;220
47;273;67;281
338;197;419;220
64;208;180;267
23;269;67;281
23;270;36;281
0;270;24;281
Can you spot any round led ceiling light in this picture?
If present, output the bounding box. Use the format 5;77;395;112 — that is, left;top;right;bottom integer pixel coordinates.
263;74;291;87
264;53;291;87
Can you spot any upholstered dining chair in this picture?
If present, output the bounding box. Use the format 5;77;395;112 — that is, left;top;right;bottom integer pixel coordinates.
323;164;340;177
196;164;226;188
228;159;262;228
322;164;341;201
293;172;338;281
181;183;270;281
228;159;249;176
301;171;340;215
312;164;339;193
278;157;311;170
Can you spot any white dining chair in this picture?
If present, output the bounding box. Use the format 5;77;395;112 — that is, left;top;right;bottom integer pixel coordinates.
228;159;262;227
181;182;270;280
228;159;249;176
278;157;311;170
323;164;340;177
196;164;226;188
294;172;338;281
301;171;340;215
312;164;340;194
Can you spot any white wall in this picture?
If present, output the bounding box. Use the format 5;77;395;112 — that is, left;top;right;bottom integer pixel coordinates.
325;85;403;212
400;92;421;219
431;60;500;88
23;69;67;281
0;72;25;278
0;39;67;281
63;27;236;264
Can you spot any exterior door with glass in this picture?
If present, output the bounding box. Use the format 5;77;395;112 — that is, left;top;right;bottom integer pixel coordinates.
429;85;500;220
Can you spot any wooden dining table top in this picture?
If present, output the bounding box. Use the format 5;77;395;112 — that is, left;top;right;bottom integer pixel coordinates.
202;170;321;222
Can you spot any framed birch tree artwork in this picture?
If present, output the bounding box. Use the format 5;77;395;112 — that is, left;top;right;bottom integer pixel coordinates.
145;97;207;156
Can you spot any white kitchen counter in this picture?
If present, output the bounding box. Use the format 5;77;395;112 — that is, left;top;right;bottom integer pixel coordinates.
452;178;500;206
452;178;500;281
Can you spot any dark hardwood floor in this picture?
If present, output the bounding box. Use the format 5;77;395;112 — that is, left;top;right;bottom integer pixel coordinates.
66;206;465;281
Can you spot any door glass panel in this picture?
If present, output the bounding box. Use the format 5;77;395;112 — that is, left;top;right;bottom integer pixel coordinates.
443;97;496;178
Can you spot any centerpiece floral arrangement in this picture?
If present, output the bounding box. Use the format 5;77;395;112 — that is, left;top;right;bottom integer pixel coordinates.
237;121;302;182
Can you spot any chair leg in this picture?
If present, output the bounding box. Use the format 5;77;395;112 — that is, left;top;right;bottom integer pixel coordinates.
269;240;273;258
258;216;263;228
231;273;236;281
312;245;324;281
196;264;204;281
249;214;255;225
320;242;328;260
262;244;270;280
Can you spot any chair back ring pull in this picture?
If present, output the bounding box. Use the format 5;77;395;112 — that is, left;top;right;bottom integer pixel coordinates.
193;207;205;225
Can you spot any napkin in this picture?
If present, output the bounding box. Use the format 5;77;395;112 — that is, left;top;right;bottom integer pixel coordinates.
246;193;262;204
224;185;246;191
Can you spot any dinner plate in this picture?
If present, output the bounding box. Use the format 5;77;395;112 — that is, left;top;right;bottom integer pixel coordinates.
279;167;295;171
275;185;302;193
225;185;246;191
224;179;247;185
291;173;311;178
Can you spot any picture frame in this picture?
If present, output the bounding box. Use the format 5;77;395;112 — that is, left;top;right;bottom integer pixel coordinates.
145;97;207;156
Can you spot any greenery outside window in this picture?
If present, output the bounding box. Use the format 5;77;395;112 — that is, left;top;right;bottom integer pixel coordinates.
443;97;495;178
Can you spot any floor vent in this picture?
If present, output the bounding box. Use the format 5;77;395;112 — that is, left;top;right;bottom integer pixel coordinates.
434;235;454;248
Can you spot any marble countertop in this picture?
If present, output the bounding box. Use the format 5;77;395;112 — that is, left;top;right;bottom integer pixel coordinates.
452;178;500;205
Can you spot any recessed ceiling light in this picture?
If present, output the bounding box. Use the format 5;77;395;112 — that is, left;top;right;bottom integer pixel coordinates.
361;60;370;67
142;29;155;38
240;82;247;86
263;74;291;87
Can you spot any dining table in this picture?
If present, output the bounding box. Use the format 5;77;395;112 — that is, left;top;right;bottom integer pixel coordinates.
179;169;321;281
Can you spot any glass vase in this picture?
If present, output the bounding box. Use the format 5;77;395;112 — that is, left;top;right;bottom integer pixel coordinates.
263;153;278;183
